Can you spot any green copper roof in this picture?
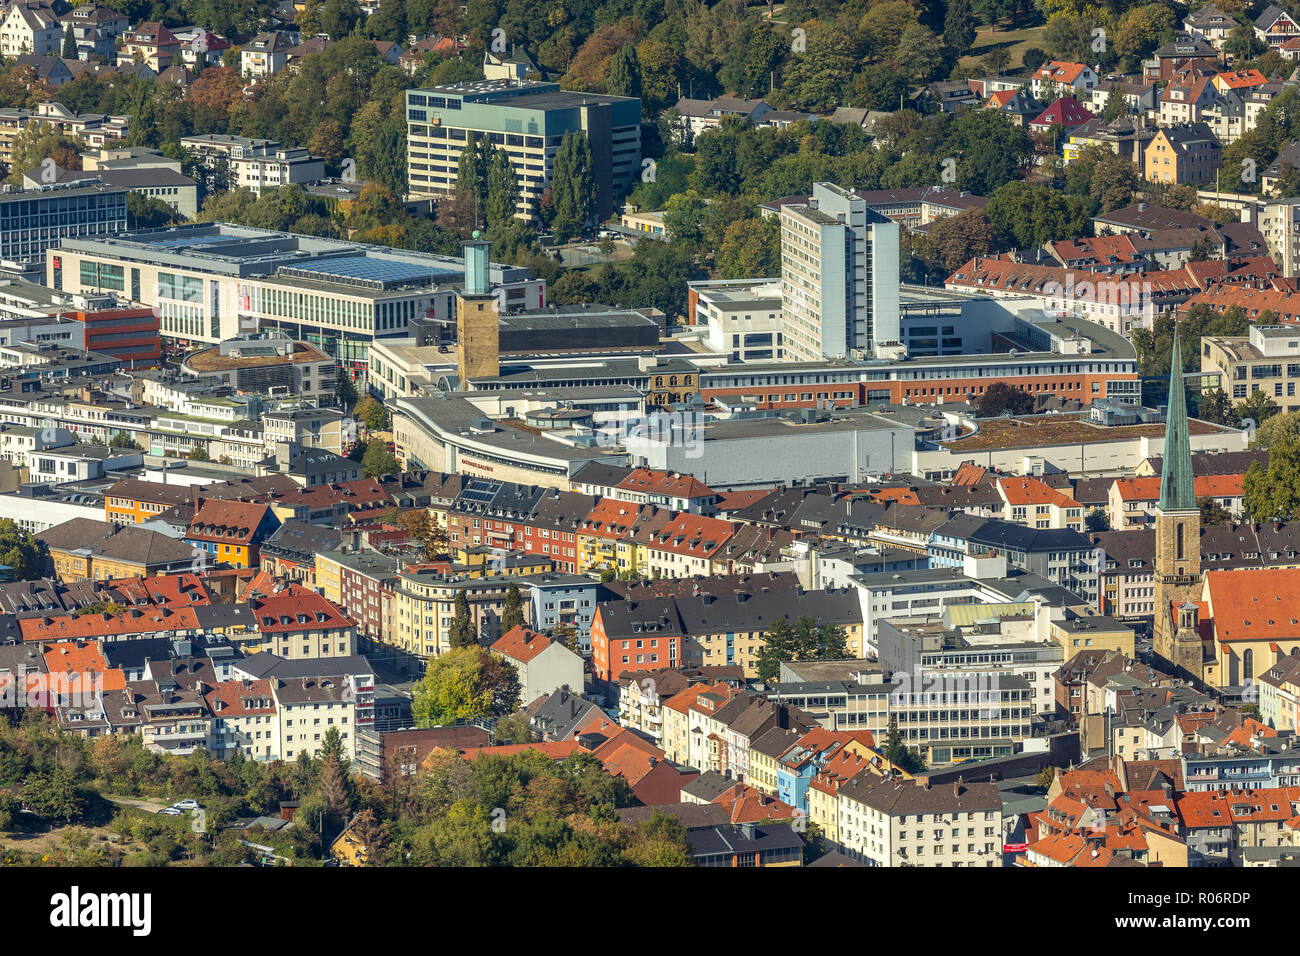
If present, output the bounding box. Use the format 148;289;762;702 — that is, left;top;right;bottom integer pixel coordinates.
1159;332;1196;512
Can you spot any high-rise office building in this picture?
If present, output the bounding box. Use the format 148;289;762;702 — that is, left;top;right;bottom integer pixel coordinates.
404;80;641;224
0;181;127;281
779;182;900;361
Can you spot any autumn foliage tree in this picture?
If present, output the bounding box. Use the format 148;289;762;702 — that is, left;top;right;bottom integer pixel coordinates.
561;17;647;91
188;66;243;133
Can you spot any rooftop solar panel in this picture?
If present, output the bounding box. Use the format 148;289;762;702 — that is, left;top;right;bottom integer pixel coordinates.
296;256;451;284
145;235;231;249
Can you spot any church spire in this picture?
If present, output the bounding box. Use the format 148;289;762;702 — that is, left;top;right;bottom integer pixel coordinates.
1159;332;1195;512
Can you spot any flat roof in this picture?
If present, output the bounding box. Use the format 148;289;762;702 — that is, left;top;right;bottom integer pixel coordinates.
184;340;331;372
945;413;1228;452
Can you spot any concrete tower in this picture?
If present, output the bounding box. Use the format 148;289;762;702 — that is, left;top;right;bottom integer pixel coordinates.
455;234;499;387
1152;333;1204;680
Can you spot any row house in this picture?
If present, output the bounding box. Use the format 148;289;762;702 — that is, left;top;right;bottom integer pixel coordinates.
185;499;281;569
592;584;864;681
1182;737;1300;792
52;647;374;760
444;477;547;551
274;674;361;761
607;467;718;514
683;687;816;783
660;681;736;765
132;681;209;756
234;654;376;760
808;746;916;844
104;477;199;526
774;728;878;814
616;665;744;750
633;512;734;579
1175;786;1300;865
575;499;668;576
1257;654;1300;732
313;549;398;643
258;521;348;587
204;678;278;760
1108;474;1244;528
945;256;1204;335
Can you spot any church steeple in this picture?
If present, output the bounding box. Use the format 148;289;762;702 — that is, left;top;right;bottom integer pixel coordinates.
1152;329;1204;682
1159;332;1196;513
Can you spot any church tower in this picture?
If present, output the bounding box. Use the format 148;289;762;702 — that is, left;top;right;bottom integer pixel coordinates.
1152;334;1204;680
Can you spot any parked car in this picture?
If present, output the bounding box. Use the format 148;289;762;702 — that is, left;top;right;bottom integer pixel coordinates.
156;807;182;815
172;799;201;811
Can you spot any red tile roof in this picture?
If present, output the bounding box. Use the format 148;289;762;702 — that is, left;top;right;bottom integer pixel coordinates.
614;467;715;500
1031;96;1094;128
204;679;275;717
188;499;274;546
490;625;554;664
1205;568;1300;641
250;585;354;634
1033;62;1090;84
41;640;126;692
1215;69;1267;89
1000;476;1079;508
19;606;200;642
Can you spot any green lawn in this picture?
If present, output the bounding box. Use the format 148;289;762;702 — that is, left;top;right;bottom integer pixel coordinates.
958;23;1049;71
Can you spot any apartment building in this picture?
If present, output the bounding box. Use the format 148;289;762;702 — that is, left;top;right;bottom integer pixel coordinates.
0;1;61;57
389;569;525;658
405;80;641;224
1202;323;1300;411
836;775;1004;866
780;182;900;361
204;678;279;760
1145;123;1222;186
230;146;325;197
1257;654;1300;732
240;31;290;80
234;654;376;760
490;624;583;708
38;516;200;581
0;103;129;169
